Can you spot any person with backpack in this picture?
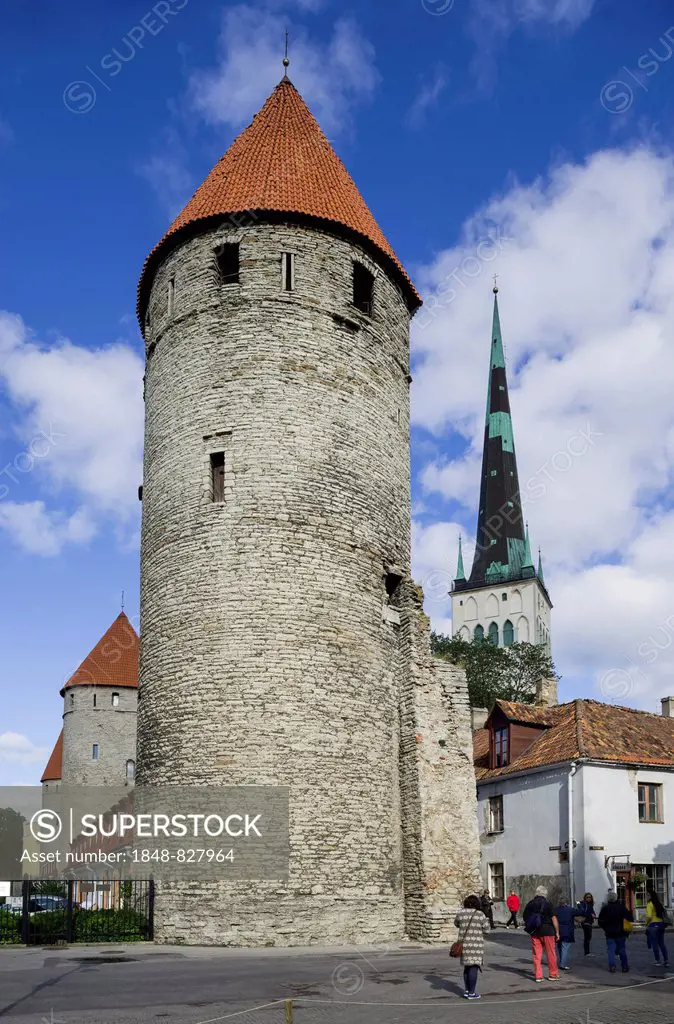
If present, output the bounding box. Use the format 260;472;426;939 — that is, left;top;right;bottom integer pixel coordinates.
645;889;670;968
597;891;633;973
452;894;491;1000
577;892;596;955
523;886;560;982
505;890;521;928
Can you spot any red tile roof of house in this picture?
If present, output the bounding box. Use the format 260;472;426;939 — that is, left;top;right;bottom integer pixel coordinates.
41;730;63;783
137;77;421;323
475;698;674;781
60;612;139;695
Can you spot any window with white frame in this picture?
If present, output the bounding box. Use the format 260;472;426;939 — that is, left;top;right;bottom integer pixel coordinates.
632;864;669;908
638;782;663;823
488;862;505;901
488;795;504;833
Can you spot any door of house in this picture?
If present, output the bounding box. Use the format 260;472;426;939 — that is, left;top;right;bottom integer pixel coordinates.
616;871;633;911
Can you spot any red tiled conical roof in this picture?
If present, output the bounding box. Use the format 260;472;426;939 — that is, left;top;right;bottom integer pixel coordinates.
60;612;138;695
41;730;63;783
137;77;421;321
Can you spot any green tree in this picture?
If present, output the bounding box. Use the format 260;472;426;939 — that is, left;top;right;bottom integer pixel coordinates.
0;807;25;880
431;632;558;709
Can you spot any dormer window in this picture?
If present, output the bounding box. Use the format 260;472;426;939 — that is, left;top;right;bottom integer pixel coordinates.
494;726;509;768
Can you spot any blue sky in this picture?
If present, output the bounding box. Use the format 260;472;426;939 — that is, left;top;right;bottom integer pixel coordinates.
2;0;674;782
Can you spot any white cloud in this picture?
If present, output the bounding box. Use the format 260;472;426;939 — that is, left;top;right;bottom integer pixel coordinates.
0;313;144;555
407;65;448;127
410;145;674;709
189;4;379;135
0;732;49;766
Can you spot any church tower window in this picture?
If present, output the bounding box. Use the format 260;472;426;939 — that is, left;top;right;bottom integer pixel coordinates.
488;621;499;646
503;619;514;646
473;624;484;642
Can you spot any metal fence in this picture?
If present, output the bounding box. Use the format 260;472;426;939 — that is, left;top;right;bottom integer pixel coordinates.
0;878;154;945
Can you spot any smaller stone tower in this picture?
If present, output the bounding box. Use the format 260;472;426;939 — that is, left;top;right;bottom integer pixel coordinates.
451;287;552;650
42;612;139;789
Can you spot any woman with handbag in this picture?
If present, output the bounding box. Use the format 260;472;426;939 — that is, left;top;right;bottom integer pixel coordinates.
452;894;490;1000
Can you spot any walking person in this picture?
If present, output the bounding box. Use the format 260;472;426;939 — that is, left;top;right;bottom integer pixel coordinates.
523;886;560;982
554;896;583;970
453;894;490;1000
646;889;670;968
480;890;495;930
505;890;520;929
597;891;633;973
577;892;596;956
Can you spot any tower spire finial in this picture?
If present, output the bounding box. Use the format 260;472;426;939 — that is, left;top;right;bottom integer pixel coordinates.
283;30;290;77
492;273;499;294
121;590;125;612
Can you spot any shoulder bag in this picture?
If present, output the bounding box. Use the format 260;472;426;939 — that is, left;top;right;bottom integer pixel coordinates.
450;911;478;958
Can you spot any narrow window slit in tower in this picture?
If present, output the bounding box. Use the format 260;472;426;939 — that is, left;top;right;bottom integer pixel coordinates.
282;252;294;292
168;277;175;316
92;744;99;761
93;693;97;708
216;243;240;285
353;262;374;315
210;452;225;502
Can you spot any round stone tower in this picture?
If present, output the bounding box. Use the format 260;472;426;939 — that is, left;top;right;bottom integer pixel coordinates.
136;74;480;945
59;612;139;787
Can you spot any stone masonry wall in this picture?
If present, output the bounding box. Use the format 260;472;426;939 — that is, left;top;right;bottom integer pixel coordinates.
61;686;137;787
398;582;482;941
139;221;412;945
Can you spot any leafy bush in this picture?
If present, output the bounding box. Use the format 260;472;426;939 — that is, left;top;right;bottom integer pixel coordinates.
74;908;149;942
0;910;21;944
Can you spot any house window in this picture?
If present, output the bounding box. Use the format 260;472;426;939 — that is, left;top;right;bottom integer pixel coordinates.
126;759;135;780
281;252;294;292
488;862;505;901
112;692;120;708
210;452;225;502
632;864;669;908
488;621;499;645
488;795;504;833
92;744;99;760
353;262;374;315
638;783;663;823
503;620;514;646
168;277;175;316
494;727;509;768
474;624;484;642
215;243;240;284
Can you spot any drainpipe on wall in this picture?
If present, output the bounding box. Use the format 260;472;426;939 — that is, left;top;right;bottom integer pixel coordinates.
568;761;577;905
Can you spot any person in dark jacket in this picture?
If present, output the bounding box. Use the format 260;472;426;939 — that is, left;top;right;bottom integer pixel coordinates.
480;890;495;929
523;886;560;982
597;891;633;973
554;897;584;969
577;892;596;955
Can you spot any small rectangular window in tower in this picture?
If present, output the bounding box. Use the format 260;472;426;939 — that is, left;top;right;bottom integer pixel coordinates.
282;252;294;292
216;243;240;285
112;692;120;708
353;262;374;315
93;693;97;708
168;277;175;316
210;452;225;502
92;744;99;761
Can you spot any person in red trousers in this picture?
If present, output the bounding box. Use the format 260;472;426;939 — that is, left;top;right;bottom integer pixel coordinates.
523;886;560;982
506;890;521;928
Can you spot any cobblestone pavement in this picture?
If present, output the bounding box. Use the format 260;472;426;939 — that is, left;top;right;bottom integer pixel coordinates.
0;930;672;1024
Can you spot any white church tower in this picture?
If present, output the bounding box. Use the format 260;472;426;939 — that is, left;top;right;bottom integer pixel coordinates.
451;286;552;651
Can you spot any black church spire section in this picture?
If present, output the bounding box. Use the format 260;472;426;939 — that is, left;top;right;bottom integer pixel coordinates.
455;290;533;590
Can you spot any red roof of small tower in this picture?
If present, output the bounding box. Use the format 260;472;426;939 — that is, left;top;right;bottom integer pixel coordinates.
60;612;139;696
41;730;63;783
137;77;421;322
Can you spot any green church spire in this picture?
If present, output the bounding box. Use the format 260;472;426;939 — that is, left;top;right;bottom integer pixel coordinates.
523;523;534;569
537;547;545;583
456;535;465;581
